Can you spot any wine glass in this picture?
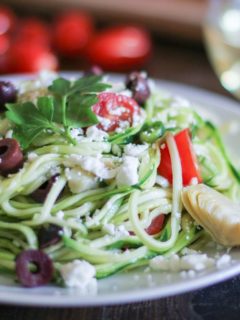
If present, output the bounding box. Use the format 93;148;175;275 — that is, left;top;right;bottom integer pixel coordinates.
203;0;240;99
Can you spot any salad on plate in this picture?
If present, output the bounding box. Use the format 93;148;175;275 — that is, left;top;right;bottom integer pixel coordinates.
0;70;239;294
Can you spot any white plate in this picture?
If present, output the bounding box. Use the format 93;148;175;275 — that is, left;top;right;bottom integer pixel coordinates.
0;72;240;307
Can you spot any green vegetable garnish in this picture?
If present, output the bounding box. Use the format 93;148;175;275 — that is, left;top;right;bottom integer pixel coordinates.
6;75;111;149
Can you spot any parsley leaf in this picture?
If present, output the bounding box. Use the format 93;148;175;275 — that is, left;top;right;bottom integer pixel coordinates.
67;94;99;127
6;75;111;149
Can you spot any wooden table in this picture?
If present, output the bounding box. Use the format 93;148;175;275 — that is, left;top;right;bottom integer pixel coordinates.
0;37;239;320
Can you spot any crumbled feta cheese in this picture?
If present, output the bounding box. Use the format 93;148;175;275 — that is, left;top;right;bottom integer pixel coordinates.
18;71;57;95
5;130;13;138
116;156;139;187
85;215;100;228
60;260;97;294
216;254;231;269
150;253;215;272
56;210;64;220
97;116;112;131
27;152;38;161
116;225;130;237
180;254;215;271
68;155;118;180
65;168;98;193
115;120;130;133
102;223;129;237
69;128;84;140
123;144;148;157
86;126;108;142
155;175;170;188
190;177;198;185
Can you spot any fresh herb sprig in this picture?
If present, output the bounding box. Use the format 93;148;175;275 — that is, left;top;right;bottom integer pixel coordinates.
6;75;111;149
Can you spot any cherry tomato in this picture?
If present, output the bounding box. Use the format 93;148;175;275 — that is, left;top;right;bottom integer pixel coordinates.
0;6;16;35
0;34;9;55
52;10;94;57
14;18;51;47
8;42;58;73
87;26;152;71
92;92;140;132
145;214;165;235
158;129;202;186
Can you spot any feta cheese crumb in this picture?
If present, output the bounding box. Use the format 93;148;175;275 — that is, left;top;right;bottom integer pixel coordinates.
27;152;38;161
5;130;13;138
156;175;170;188
65;168;98;193
86;126;109;142
60;260;97;294
216;254;231;269
102;223;129;237
123;144;148;157
150;253;215;272
70;128;84;140
65;155;118;180
56;210;64;220
190;177;198;186
116;156;139;187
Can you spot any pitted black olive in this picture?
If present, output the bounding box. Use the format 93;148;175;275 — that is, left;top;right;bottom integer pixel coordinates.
16;249;54;287
126;71;150;105
38;224;63;249
31;174;59;203
0;81;17;111
0;138;23;175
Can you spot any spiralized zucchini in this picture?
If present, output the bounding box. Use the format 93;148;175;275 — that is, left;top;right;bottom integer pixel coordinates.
0;73;239;286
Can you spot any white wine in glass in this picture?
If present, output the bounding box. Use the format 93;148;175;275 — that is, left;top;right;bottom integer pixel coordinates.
203;0;240;99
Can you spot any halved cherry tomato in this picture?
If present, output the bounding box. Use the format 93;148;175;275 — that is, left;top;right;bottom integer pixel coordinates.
92;92;140;132
8;42;58;73
145;214;165;235
14;18;51;47
0;6;16;35
158;129;202;186
52;11;94;57
87;26;152;71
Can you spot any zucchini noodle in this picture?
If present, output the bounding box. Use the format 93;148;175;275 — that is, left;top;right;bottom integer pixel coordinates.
128;132;182;252
0;72;237;288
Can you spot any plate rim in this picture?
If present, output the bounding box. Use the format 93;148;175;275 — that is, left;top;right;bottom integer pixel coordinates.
0;72;240;307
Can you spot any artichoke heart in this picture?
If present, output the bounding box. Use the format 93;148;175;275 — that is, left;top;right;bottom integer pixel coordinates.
182;184;240;246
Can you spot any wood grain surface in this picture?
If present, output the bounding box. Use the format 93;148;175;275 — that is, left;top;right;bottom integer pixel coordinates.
0;37;239;320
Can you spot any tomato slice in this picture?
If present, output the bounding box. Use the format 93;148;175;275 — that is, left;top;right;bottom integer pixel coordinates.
158;129;202;186
92;92;140;132
145;214;165;235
